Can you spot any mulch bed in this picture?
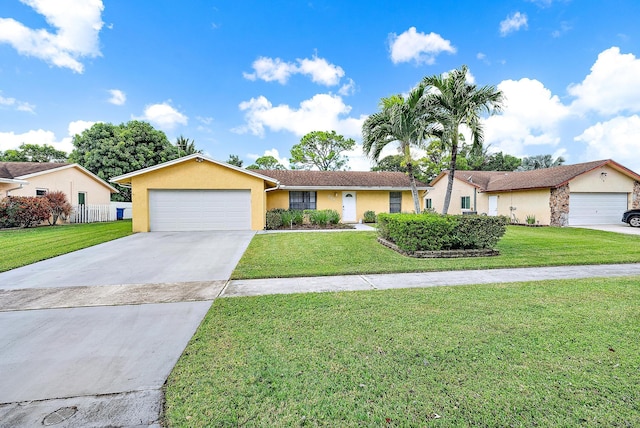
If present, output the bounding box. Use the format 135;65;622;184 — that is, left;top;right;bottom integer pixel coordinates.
272;223;356;231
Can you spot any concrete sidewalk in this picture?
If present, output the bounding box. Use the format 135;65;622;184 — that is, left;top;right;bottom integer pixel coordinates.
223;263;640;297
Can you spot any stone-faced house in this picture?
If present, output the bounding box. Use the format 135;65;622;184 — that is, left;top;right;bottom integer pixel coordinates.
427;159;640;226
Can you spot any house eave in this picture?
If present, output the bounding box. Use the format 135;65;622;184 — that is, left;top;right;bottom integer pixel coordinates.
17;163;120;194
110;154;280;187
278;185;432;191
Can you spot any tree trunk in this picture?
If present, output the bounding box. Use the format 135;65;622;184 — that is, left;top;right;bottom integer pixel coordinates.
406;160;421;213
441;128;459;214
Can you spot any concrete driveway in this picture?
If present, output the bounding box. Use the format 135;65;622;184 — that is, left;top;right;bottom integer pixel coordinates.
0;230;254;427
572;223;640;236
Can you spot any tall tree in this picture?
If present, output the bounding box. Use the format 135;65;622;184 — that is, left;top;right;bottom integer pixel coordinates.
483;152;522;171
372;154;430;184
517;154;565;171
0;143;68;162
226;154;243;167
175;135;201;156
69;121;178;201
422;65;504;214
246;155;286;170
0;149;27;162
289;130;355;171
362;85;434;213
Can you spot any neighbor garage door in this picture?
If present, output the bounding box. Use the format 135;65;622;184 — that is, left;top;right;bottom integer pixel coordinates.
569;193;627;225
149;190;251;231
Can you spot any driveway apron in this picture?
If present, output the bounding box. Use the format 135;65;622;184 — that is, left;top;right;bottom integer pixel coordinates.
0;230;255;428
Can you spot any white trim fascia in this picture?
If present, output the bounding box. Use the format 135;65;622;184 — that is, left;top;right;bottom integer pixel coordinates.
17;163;119;193
278;185;432;191
110;154;280;186
0;177;28;184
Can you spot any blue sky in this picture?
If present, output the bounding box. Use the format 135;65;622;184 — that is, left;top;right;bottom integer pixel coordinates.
2;0;640;172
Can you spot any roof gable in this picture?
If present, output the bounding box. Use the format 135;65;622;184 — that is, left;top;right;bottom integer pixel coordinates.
432;160;640;192
109;154;279;185
0;162;118;193
0;162;71;179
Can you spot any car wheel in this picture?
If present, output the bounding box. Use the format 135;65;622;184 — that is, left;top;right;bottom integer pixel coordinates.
629;215;640;228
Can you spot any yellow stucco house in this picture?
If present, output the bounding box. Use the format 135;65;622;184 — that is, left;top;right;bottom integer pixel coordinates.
110;154;429;232
1;162;118;205
427;159;640;226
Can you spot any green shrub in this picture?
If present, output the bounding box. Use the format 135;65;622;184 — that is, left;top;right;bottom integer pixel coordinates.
526;214;536;225
290;210;304;225
265;209;284;230
363;210;376;223
451;215;510;249
378;212;508;252
326;209;340;224
308;209;329;225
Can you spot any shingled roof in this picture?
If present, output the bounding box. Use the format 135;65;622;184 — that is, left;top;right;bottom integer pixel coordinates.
256;170;429;189
0;162;71;179
431;159;640;192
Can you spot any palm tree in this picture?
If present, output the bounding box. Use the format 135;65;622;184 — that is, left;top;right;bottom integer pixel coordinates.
175;135;201;156
517;154;565;171
422;65;504;214
362;85;435;213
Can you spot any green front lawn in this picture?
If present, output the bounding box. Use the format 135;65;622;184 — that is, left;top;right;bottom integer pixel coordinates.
232;226;640;279
165;277;640;427
0;220;133;272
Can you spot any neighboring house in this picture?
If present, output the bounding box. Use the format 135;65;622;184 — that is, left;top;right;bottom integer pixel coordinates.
427;159;640;226
110;154;430;232
0;162;118;205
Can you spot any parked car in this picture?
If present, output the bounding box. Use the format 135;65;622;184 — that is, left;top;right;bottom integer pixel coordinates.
622;209;640;227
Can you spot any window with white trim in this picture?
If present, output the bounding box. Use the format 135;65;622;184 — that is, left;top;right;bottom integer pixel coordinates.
425;198;432;209
461;196;471;210
389;192;402;213
289;191;316;210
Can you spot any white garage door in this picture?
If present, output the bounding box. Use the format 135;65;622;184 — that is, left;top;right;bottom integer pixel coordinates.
569;193;627;225
149;190;251;231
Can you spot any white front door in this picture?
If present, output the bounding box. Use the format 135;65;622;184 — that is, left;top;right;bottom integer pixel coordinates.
488;195;498;216
342;191;356;222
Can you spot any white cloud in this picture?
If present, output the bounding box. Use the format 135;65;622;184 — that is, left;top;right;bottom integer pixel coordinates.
338;78;356;96
196;116;213;125
135;102;188;130
0;91;35;113
243;57;296;84
388;27;456;65
0;129;73;153
484;78;570;155
243;55;345;86
500;12;528;36
248;148;291;169
233;93;366;138
0;0;104;73
68;120;97;137
297;56;345;86
574;115;640;171
568;47;640;116
107;89;126;106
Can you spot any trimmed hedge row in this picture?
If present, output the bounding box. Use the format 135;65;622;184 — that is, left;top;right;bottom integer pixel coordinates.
377;212;509;252
265;209;341;230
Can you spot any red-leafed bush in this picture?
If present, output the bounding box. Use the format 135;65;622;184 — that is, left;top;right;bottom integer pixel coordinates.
0;196;51;228
45;191;72;225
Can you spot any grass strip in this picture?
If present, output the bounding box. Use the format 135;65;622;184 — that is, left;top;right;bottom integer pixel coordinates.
0;220;132;272
165;277;640;427
232;226;640;279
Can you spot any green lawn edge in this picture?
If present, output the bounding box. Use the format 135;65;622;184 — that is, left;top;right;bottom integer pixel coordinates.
0;220;133;272
164;276;640;427
232;226;640;279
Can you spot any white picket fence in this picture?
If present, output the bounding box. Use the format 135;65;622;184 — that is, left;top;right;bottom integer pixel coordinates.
69;203;132;224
